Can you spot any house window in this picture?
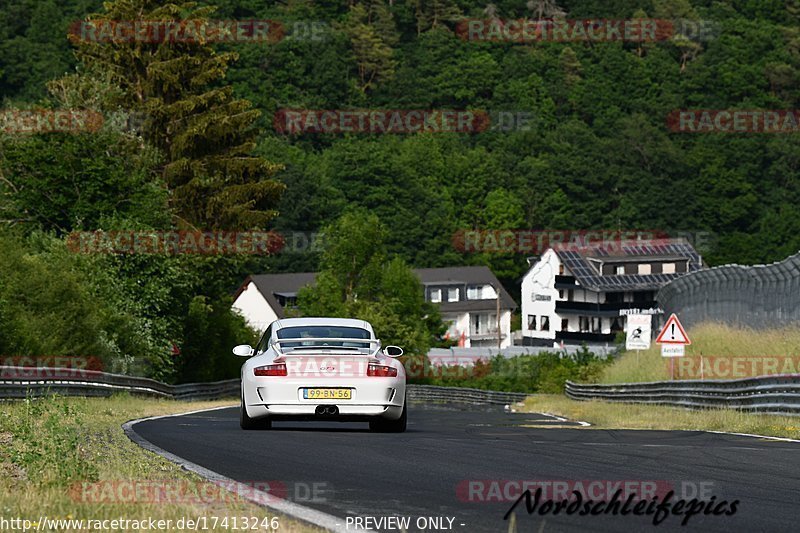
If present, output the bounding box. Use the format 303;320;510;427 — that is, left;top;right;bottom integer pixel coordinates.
662;262;676;274
561;318;569;331
558;289;564;299
579;316;590;332
448;287;459;302
591;317;601;333
615;265;625;275
472;313;497;335
467;286;482;300
540;316;550;331
430;288;442;303
638;263;652;275
527;315;537;330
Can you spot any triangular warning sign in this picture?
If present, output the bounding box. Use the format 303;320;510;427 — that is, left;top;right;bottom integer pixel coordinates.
655;314;691;345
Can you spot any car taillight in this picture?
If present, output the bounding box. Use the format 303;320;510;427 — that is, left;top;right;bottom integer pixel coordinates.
254;364;287;376
367;364;397;377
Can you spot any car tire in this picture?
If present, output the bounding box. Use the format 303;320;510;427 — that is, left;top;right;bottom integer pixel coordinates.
240;391;272;430
369;397;407;433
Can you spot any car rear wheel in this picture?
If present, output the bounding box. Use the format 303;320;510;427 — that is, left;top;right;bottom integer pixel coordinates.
240;391;272;430
369;397;407;433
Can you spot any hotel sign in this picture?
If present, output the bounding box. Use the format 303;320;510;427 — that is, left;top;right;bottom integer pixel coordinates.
619;307;663;316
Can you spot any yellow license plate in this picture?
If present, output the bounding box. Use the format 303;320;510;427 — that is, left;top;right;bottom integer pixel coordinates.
303;388;351;400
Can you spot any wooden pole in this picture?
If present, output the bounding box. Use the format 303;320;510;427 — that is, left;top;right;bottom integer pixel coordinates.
496;284;501;350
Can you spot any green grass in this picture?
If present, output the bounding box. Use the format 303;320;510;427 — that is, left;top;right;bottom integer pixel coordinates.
528;323;800;438
597;323;800;384
521;395;800;440
0;394;320;532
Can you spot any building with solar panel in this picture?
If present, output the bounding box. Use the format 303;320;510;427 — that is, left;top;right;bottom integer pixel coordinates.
520;239;705;347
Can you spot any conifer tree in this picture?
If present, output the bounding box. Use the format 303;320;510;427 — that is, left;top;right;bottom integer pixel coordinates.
60;0;284;229
342;3;397;93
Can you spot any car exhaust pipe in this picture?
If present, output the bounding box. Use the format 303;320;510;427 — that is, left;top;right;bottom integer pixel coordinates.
315;405;339;416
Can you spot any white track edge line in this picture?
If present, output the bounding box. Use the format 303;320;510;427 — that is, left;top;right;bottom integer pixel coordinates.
540;411;591;427
700;429;800;443
536;410;800;441
122;405;361;532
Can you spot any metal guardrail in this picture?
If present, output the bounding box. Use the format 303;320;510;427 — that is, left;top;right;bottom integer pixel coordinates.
407;384;527;405
0;366;239;401
565;376;800;416
0;366;528;405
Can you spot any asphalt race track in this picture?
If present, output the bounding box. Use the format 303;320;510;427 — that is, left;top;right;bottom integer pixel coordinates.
132;404;800;532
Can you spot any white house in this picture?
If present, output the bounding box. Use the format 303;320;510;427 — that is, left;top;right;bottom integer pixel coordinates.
521;239;703;347
232;266;517;348
232;272;317;332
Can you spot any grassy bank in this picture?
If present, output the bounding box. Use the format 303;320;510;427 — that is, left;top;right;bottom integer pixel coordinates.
522;395;800;440
0;395;319;532
598;323;800;384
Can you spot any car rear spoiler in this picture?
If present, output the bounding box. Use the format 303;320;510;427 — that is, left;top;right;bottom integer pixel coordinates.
271;338;382;361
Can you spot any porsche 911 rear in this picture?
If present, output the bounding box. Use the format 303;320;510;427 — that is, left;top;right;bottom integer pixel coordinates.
240;343;406;433
243;351;406;419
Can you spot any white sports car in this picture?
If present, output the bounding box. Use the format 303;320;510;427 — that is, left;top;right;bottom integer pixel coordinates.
234;317;407;432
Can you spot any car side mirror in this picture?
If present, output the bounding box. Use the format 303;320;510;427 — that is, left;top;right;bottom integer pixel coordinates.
383;345;404;358
233;344;255;357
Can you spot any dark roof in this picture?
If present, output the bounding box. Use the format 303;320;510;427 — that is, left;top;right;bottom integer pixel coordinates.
235;266;517;317
555;239;704;292
414;266;516;309
235;272;317;319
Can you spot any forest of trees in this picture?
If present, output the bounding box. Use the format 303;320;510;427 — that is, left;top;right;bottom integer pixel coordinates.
2;0;799;381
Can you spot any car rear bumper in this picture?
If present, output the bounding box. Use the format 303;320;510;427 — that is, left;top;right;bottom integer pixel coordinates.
242;376;406;421
246;404;404;421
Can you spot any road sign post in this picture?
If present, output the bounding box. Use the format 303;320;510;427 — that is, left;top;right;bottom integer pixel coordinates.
656;314;691;346
656;314;691;380
625;314;652;351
